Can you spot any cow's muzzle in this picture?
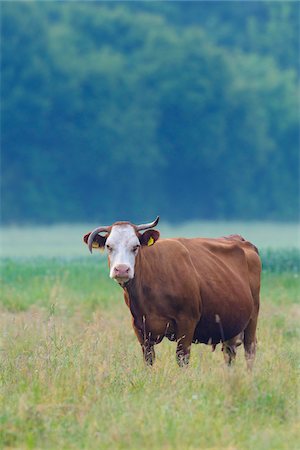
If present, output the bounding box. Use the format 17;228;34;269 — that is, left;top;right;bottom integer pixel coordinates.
112;264;132;283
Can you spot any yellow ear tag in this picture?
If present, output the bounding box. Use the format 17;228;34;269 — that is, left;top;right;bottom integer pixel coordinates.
92;241;100;248
147;236;154;246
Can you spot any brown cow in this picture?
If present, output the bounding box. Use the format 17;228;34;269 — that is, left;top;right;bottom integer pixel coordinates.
83;217;261;369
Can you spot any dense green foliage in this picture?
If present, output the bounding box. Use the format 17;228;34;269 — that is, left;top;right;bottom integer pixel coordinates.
261;248;300;273
1;257;299;449
2;1;299;223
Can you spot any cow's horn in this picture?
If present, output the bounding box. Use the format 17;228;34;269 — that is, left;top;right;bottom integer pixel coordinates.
87;226;110;254
136;216;160;231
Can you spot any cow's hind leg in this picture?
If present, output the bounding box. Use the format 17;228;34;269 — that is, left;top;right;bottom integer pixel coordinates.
244;250;261;371
222;333;243;366
243;315;258;371
222;341;237;366
243;290;259;370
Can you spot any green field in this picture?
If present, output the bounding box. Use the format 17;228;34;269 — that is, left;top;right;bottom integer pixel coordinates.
1;225;300;449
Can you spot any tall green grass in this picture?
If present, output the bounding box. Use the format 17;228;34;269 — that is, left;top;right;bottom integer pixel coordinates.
0;253;299;449
1;307;298;449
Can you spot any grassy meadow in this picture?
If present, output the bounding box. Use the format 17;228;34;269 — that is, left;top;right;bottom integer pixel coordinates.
1;223;299;449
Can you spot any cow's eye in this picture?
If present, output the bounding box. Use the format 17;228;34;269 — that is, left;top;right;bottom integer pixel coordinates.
132;245;140;253
106;244;113;252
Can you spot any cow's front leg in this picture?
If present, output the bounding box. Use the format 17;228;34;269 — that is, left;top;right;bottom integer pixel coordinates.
132;322;156;366
175;321;195;367
142;341;155;366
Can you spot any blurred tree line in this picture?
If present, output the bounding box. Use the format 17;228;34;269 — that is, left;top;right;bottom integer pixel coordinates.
1;1;299;224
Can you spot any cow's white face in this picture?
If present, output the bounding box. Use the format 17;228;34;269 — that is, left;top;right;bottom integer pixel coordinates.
106;224;141;284
84;220;160;285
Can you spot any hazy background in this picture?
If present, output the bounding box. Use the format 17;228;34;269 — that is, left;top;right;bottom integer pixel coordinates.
1;1;299;253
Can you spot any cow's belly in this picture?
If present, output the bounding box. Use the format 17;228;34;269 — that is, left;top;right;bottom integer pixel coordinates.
193;294;253;344
193;319;247;345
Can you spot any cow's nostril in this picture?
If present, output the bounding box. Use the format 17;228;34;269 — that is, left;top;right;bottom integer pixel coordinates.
114;265;130;276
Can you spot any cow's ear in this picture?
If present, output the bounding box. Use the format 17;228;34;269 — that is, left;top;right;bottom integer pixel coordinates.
139;229;160;247
83;232;107;249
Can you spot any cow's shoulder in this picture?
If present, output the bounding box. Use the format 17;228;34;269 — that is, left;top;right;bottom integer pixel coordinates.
140;238;195;269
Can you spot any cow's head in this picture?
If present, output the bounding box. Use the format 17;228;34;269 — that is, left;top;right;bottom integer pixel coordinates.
83;217;160;285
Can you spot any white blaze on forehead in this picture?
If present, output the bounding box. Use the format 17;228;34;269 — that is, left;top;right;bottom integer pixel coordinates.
106;224;140;279
106;224;139;247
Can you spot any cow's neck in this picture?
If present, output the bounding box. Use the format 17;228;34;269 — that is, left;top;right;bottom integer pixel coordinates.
123;248;151;318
